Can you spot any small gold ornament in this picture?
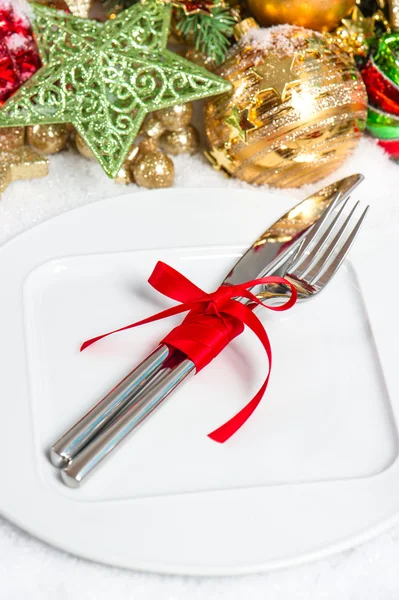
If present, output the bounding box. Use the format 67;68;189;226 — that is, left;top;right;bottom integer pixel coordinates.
0;127;49;193
159;125;200;155
204;21;367;188
388;0;399;29
247;0;356;31
140;115;166;139
331;5;390;56
27;124;70;154
156;104;194;131
138;138;159;154
75;131;95;159
114;145;140;184
185;48;216;71
133;151;174;189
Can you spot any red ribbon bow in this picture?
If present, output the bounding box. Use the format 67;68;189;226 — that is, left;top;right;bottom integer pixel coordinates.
81;262;297;443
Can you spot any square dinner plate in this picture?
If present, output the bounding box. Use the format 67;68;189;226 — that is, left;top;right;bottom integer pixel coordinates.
0;188;398;575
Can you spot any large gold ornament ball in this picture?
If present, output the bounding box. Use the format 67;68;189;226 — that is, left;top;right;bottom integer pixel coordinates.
204;24;367;188
156;104;193;131
132;151;174;189
247;0;356;31
27;124;70;154
159;125;200;155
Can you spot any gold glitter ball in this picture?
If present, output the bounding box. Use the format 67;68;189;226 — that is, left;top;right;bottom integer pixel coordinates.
133;151;174;189
114;145;140;185
140;115;166;139
27;124;70;155
156;104;194;131
204;25;367;188
160;125;200;155
75;131;95;159
138;137;159;154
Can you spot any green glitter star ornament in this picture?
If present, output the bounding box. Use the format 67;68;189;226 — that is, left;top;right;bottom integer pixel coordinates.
0;1;231;177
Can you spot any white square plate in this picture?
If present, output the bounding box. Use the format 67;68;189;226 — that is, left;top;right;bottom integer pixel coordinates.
0;188;398;575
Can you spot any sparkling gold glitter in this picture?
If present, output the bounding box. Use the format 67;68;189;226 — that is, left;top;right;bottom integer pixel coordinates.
27;124;70;154
159;125;200;154
0;128;48;193
133;151;174;188
156;103;194;131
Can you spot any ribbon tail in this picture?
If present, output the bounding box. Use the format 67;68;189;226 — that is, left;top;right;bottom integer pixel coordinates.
80;302;198;351
207;301;273;443
208;378;270;443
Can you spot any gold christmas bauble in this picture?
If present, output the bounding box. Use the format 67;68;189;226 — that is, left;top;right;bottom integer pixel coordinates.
27;124;70;154
247;0;356;31
114;145;140;184
75;131;95;159
204;23;367;188
156;104;193;131
159;125;200;155
132;151;174;189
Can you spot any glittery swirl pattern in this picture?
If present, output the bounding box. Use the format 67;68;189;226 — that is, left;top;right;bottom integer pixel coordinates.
0;1;231;178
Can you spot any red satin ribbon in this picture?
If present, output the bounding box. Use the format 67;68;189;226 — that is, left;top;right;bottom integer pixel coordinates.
81;262;297;443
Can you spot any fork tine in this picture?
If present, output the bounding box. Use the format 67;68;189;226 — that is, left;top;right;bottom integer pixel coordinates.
301;200;360;283
293;196;351;279
288;190;344;272
310;206;369;288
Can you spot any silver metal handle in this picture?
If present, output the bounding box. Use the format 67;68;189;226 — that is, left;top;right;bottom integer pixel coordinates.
51;344;171;467
61;357;195;487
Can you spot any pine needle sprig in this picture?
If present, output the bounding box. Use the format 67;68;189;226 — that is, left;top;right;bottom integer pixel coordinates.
176;6;235;65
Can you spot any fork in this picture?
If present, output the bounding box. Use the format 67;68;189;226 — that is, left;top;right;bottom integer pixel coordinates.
61;197;369;487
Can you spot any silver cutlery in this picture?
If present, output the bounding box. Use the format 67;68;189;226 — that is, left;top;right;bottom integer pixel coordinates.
50;174;363;471
60;191;368;487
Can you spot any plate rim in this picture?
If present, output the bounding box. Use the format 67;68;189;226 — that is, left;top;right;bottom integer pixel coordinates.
0;187;397;576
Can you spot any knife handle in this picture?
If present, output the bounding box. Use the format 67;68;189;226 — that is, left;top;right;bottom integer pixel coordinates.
61;357;196;487
50;344;172;467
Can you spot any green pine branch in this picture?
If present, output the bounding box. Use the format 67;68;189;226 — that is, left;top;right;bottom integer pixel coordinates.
99;0;235;65
176;6;236;65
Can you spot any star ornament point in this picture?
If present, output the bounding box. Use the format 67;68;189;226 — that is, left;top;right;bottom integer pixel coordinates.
252;54;299;102
224;105;257;142
0;2;231;178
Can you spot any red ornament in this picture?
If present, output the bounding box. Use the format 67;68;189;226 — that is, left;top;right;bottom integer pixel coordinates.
170;0;220;15
0;6;41;106
361;59;399;117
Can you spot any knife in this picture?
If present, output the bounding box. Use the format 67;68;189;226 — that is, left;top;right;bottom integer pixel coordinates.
51;174;363;481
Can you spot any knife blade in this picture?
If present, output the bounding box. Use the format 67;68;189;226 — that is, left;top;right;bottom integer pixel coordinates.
52;174;363;478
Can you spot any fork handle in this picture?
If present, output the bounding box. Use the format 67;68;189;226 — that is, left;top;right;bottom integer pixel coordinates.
61;357;195;487
50;344;172;467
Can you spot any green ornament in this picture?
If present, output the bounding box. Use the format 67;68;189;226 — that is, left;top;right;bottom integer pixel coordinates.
0;1;231;178
367;105;399;140
374;32;399;88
